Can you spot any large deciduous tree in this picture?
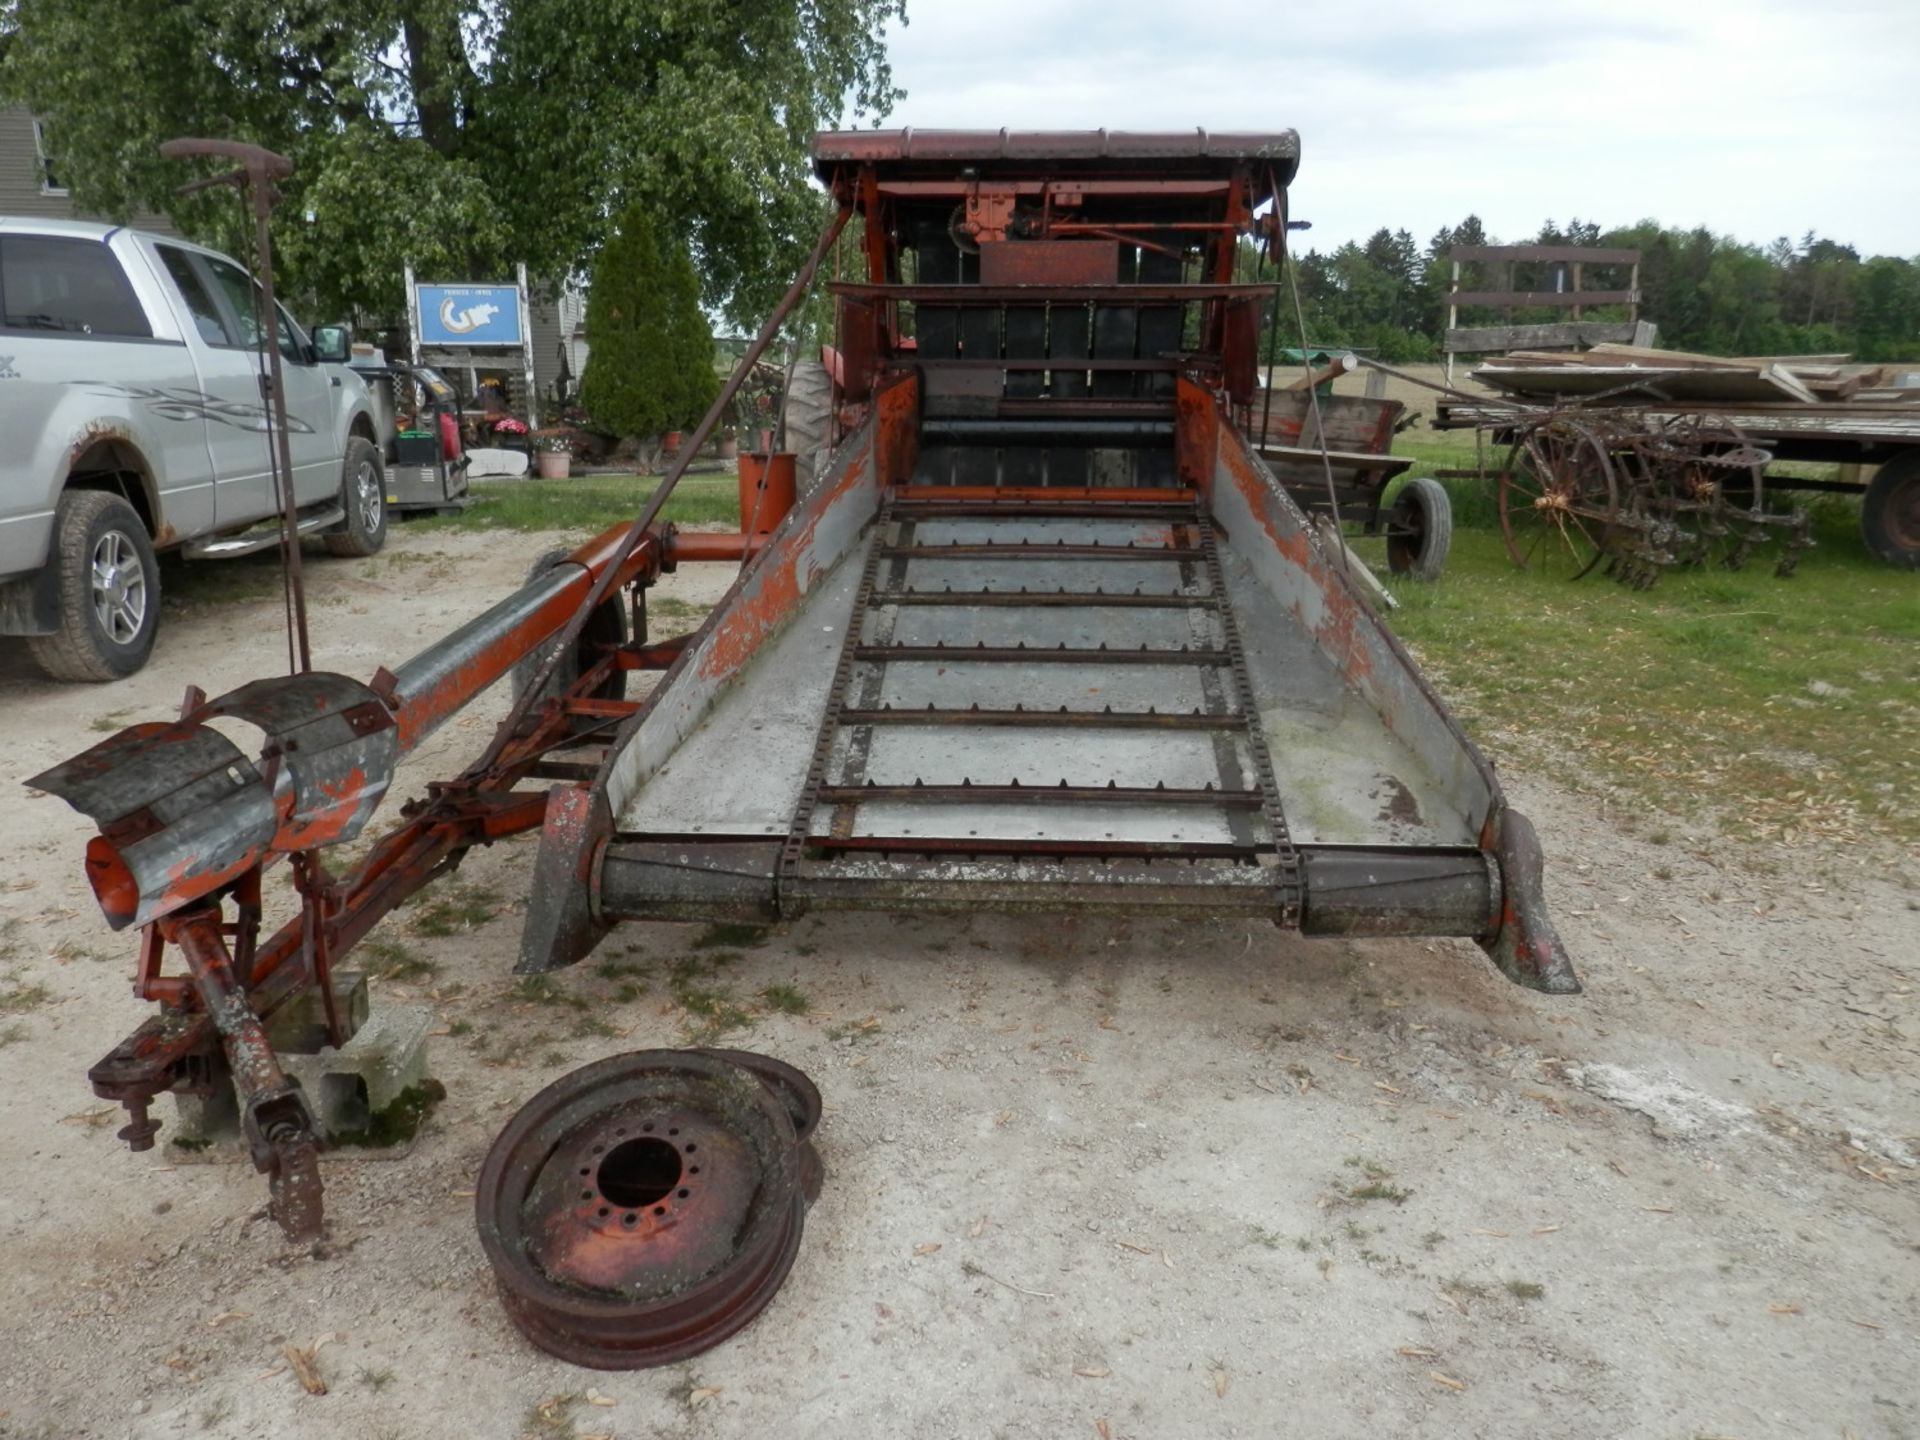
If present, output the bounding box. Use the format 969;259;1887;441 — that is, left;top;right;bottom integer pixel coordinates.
0;0;904;322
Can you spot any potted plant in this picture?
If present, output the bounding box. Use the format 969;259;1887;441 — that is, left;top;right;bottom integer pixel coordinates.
717;428;739;461
491;415;530;452
531;429;573;479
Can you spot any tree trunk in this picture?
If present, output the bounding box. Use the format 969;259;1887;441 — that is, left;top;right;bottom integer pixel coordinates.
402;7;474;157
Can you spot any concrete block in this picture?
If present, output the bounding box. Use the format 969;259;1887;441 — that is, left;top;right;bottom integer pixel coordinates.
164;986;431;1152
265;970;370;1054
281;1004;434;1139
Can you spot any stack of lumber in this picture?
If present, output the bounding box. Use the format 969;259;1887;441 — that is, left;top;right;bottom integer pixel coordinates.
1472;344;1917;407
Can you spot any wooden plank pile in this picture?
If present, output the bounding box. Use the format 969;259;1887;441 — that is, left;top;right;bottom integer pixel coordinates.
1472;344;1920;407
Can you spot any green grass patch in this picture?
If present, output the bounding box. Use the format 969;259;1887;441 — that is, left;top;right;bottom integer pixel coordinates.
361;939;439;983
759;982;811;1015
650;595;709;619
0;981;52;1014
409;472;740;538
668;952;754;1042
692;922;769;950
1353;460;1919;848
1505;1278;1546;1301
1350;1180;1413;1205
409;882;499;937
329;1079;446;1150
510;974;590;1010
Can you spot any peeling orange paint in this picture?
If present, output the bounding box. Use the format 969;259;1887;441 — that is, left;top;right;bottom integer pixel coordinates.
697;451;875;683
275;765;370;849
1207;389;1376;689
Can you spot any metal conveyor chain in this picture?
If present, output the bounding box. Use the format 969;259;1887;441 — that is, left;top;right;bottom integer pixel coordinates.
1196;509;1303;924
777;496;1303;924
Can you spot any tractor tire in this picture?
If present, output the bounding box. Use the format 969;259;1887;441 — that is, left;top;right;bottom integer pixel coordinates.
1861;453;1920;569
27;490;161;682
324;436;389;557
1386;476;1453;581
509;548;630;728
781;360;834;498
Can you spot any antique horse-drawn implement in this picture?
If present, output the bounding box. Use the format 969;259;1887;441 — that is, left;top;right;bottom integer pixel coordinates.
1497;409;1813;589
33;129;1576;1249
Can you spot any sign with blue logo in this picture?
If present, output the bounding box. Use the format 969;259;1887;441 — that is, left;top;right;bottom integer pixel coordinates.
416;283;524;347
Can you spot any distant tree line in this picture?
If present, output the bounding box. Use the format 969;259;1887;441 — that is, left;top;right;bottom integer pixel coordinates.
1261;218;1920;362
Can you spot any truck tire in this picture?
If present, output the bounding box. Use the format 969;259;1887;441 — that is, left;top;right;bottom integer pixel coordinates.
781;360;833;497
1861;454;1920;569
509;549;630;729
27;490;161;682
324;437;388;558
1386;476;1452;581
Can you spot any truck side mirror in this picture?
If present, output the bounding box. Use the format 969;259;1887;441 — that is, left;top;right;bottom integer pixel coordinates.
311;323;352;364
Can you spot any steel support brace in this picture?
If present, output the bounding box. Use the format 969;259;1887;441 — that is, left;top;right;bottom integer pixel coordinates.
165;908;324;1240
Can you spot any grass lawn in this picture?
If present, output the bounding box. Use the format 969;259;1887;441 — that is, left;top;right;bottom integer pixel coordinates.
406;470;743;536
1364;435;1919;851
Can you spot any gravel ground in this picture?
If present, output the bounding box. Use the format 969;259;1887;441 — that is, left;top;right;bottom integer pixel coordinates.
0;517;1914;1440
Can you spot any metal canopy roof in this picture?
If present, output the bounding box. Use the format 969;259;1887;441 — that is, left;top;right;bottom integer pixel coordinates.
812;127;1300;184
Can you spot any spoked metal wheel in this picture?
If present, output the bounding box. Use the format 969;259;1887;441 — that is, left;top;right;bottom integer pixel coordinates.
90;529;148;645
1499;420;1620;579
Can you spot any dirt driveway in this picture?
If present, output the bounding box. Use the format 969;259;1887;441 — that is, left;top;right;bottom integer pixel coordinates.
1;518;1914;1440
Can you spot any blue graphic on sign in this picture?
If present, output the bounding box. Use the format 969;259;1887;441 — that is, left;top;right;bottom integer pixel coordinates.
417;284;523;347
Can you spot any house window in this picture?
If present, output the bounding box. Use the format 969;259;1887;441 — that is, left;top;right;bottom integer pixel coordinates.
31;119;67;196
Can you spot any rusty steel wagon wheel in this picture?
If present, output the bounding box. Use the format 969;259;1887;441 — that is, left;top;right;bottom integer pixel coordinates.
1499;420;1620;579
475;1050;819;1369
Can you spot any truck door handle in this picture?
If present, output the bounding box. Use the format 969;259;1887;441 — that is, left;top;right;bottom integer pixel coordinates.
330;376;342;387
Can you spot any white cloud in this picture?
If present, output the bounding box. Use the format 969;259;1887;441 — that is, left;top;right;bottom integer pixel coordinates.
867;0;1920;256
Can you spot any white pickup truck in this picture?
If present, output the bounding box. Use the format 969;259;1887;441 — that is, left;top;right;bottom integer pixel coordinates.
0;219;386;681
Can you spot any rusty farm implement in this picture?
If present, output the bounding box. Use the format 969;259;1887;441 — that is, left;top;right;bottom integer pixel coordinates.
30;130;1575;1356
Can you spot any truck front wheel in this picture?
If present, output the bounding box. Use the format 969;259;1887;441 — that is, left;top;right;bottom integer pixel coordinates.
27;490;161;682
324;437;388;558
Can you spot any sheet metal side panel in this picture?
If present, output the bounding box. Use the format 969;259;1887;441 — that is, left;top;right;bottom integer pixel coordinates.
1194;382;1502;837
596;393;897;824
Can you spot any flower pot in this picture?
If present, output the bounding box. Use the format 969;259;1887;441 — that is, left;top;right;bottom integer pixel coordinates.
718;435;740;461
663;430;684;453
535;451;571;480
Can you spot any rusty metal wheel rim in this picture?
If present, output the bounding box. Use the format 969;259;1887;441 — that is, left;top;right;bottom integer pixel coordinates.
1499;420;1618;579
475;1050;813;1369
692;1047;822;1142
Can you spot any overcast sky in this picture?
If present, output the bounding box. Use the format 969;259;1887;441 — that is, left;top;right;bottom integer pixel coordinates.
870;0;1920;258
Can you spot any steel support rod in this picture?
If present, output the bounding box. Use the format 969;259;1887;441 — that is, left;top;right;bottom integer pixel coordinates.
811;784;1264;807
867;590;1214;609
835;707;1240;729
852;644;1230;665
472;203;855;777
